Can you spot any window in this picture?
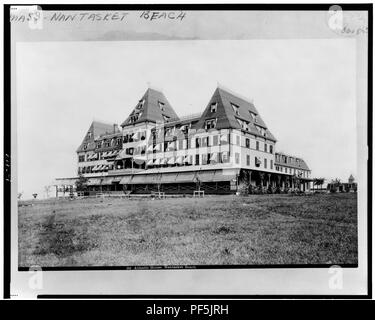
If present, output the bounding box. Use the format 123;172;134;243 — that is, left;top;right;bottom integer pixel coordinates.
87;131;92;139
210;102;217;113
78;155;85;162
201;137;209;147
264;158;267;169
213;135;219;146
195;154;200;165
83;144;87;150
235;153;240;164
137;99;145;109
270;145;273;154
231;103;240;115
220;134;229;145
243;122;249;131
222;152;230;163
255;157;261;167
270;160;273;170
158;101;165;111
236;135;240;146
264;143;267;152
163;115;170;122
202;154;207;165
245;138;250;148
205;119;217;130
249;111;257;122
255;125;266;137
178;139;183;150
246;155;250;166
195;137;201;148
256;141;259;150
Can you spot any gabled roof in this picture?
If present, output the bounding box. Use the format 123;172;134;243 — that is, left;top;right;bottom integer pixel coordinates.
121;88;179;127
76;121;118;153
193;87;276;141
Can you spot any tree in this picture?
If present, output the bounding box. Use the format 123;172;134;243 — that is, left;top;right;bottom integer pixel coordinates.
75;173;88;192
32;193;38;199
313;178;325;191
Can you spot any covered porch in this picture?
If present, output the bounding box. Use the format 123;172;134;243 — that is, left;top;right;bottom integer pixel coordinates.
238;169;312;193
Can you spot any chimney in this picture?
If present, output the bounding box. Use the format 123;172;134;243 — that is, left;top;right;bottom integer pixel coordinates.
113;123;118;133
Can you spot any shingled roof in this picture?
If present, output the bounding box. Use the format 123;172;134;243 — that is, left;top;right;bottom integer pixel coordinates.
121;88;179;127
193;87;276;141
76;121;118;153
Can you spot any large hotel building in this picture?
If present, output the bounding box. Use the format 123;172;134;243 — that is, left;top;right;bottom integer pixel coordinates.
55;86;312;195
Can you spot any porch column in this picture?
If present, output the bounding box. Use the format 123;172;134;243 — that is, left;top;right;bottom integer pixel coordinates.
267;174;271;188
277;175;281;188
249;170;252;186
259;172;264;190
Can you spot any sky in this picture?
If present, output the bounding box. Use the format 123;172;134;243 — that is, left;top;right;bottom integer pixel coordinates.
16;39;357;199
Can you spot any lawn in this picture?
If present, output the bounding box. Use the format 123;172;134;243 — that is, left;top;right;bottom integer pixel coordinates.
18;193;358;267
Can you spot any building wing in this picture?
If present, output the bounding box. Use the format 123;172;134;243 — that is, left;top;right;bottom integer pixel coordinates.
76;121;118;153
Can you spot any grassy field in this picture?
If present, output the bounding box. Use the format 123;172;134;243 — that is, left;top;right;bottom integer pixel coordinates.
18;193;358;267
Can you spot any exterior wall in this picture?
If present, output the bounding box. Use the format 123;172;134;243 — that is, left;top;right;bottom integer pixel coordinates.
77;122;311;183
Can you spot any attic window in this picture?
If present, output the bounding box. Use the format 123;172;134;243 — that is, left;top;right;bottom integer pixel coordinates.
83;144;88;150
249;111;257;121
158;101;165;111
163;115;170;122
87;131;92;139
210;103;217;113
255;125;266;137
231;103;240;115
136;99;145;109
205;119;217;130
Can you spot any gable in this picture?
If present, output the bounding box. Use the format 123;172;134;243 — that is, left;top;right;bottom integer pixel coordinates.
121;88;179;127
193;87;277;141
76;121;117;153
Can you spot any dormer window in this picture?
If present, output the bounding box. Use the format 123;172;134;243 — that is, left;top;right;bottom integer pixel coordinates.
255;125;266;137
205;119;217;130
163;115;170;122
136;99;145;109
249;111;257;121
87;131;92;139
231;103;240;115
83;144;87;150
210;102;217;113
158;101;165;111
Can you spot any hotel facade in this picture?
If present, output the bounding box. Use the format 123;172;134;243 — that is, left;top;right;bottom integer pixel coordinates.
55;86;312;195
